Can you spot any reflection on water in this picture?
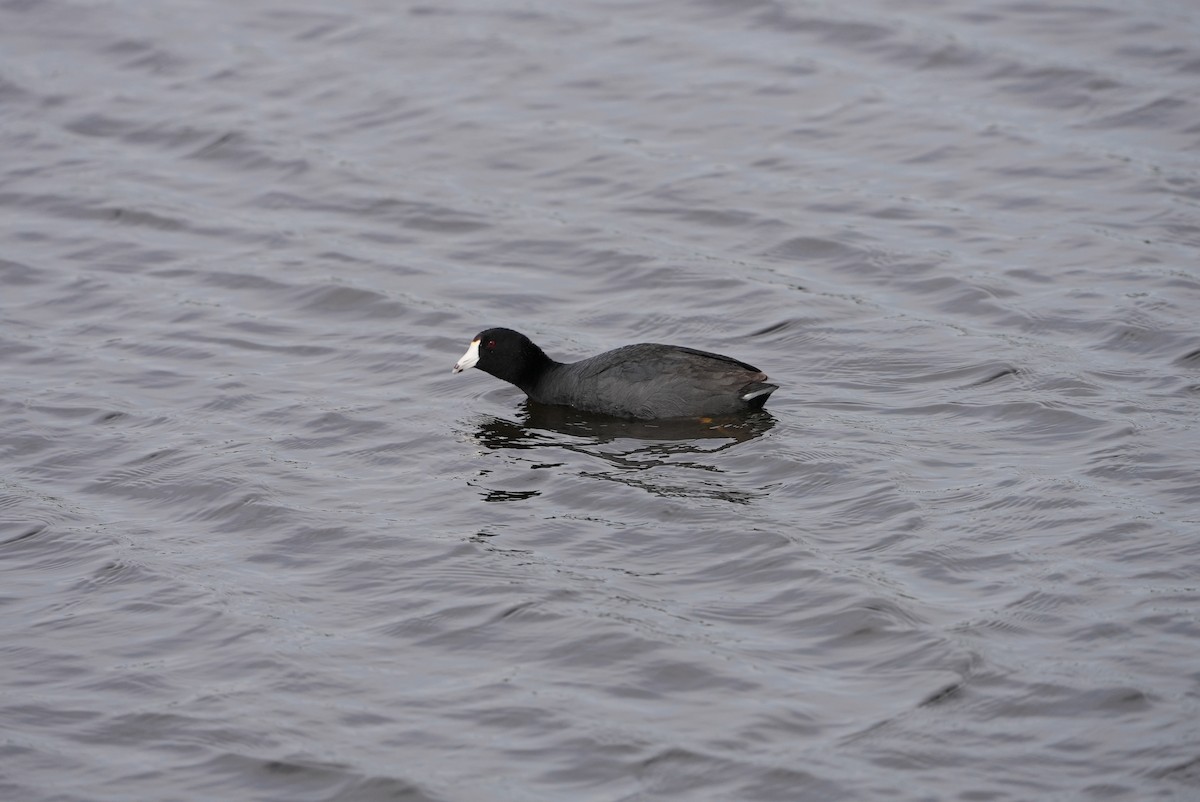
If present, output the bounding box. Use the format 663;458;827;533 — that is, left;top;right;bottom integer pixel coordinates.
468;402;777;503
476;401;777;446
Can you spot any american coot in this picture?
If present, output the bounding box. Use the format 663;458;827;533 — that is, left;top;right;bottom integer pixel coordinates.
452;328;778;420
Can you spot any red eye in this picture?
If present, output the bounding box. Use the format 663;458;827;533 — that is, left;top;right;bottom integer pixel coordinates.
486;339;497;349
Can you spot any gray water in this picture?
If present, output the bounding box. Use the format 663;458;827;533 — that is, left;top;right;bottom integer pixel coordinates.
3;0;1199;800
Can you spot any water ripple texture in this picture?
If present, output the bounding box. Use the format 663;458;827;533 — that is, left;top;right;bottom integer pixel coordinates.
2;1;1198;801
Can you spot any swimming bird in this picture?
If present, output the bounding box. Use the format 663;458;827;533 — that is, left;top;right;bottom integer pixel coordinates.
452;327;777;420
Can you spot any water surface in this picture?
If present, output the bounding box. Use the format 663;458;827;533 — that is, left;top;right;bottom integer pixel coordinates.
2;1;1199;800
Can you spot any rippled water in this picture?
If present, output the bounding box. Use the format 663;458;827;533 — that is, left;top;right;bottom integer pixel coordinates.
3;0;1199;800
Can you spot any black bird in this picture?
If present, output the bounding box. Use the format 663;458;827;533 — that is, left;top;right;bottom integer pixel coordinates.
453;327;777;420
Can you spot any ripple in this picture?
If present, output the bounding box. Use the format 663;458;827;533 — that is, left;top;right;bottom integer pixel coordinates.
3;1;1199;800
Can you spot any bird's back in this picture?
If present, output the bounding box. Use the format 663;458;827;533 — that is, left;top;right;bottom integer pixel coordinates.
532;343;775;419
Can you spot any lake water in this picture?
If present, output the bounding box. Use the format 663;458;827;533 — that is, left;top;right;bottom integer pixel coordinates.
3;1;1199;800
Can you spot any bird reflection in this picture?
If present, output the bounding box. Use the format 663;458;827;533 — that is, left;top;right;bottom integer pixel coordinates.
466;402;776;504
474;401;776;450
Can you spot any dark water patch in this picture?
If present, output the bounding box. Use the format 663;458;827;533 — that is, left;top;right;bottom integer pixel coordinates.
188;132;310;176
0;337;41;360
288;282;407;319
1154;755;1200;788
747;318;807;338
244;525;359;568
0;523;45;546
885;400;1113;444
181;331;337;357
618;205;771;229
889;360;1022;390
1174;346;1200;365
0;257;41;285
116;340;216;362
255;190;489;233
63;112;136;139
0;191;187;232
965;365;1021;388
64;241;183;275
0;71;30;101
761;236;870;265
1092;321;1192;358
173;751;445;802
1084;96;1195;133
991;64;1124;109
174;268;294;293
98;36;190;75
28;404;108;421
176;491;296;532
79;449;243;508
